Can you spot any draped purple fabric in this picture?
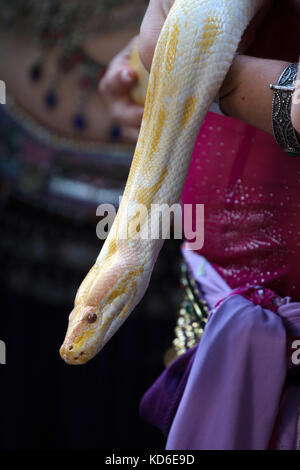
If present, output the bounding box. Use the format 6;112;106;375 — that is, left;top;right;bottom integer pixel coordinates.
140;249;300;450
139;347;197;437
167;294;287;449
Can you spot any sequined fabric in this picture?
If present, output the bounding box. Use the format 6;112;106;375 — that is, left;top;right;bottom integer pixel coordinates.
182;111;300;300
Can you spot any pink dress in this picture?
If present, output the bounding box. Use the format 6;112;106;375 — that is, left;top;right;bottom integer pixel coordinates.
182;111;300;301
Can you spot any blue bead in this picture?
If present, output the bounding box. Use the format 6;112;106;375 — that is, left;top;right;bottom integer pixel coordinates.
109;124;122;140
72;113;87;130
44;90;58;109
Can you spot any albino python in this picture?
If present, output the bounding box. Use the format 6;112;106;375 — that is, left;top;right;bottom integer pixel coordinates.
60;0;263;364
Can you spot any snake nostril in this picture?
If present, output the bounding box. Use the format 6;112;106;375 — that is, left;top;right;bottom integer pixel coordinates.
86;312;97;324
68;346;73;351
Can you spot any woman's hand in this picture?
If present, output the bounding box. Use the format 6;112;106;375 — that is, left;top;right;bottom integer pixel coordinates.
99;36;144;143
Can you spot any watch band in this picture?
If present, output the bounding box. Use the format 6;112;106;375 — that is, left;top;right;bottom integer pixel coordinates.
270;62;300;157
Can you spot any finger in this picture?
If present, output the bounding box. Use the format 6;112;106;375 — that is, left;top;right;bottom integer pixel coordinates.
99;66;137;97
111;100;144;127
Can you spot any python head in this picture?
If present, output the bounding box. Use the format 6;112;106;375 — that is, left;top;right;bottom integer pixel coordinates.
59;305;103;365
59;251;145;364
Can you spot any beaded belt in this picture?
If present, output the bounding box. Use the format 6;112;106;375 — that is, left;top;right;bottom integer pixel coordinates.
165;259;210;366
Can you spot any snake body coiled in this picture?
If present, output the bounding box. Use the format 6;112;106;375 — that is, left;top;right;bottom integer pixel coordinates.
60;0;263;364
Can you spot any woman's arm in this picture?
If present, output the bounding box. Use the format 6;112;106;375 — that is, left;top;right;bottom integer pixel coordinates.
220;55;300;137
219;55;290;135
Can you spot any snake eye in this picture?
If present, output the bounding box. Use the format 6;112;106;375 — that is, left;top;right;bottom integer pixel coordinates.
86;313;97;324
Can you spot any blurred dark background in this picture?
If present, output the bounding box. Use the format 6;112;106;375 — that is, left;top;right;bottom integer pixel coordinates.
0;0;182;450
0;122;182;450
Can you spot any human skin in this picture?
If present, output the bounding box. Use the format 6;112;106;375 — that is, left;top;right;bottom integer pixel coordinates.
99;36;144;142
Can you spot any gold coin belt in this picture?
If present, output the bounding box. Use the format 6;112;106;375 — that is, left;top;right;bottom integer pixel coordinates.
172;260;210;358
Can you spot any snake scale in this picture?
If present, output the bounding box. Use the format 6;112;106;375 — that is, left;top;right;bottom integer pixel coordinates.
60;0;263;364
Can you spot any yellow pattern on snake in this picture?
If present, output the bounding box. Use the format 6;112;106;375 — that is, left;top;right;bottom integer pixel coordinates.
60;0;263;364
